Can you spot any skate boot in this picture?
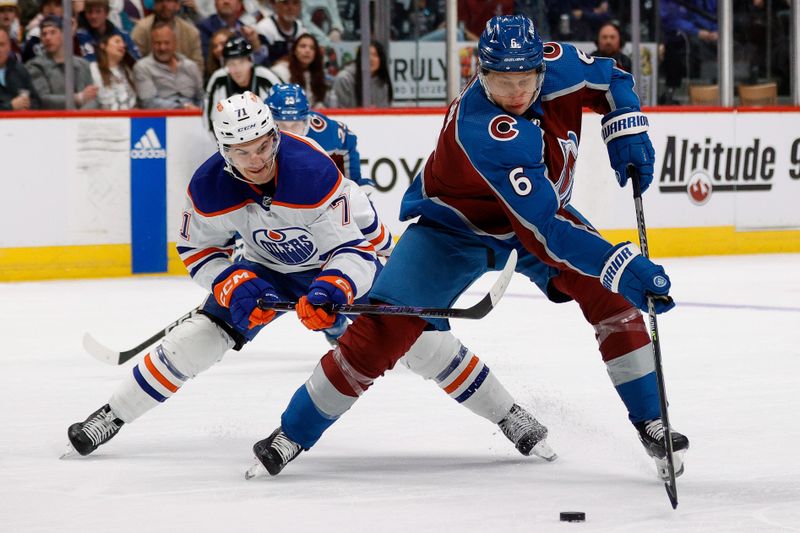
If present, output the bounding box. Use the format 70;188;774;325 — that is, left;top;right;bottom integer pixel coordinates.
245;427;303;479
322;314;349;346
498;404;557;461
634;418;690;480
61;404;124;459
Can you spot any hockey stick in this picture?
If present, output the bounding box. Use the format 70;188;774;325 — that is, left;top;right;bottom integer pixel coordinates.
257;249;518;319
82;306;201;366
629;166;679;509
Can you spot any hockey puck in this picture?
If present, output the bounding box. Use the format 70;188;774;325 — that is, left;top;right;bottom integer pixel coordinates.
559;512;586;522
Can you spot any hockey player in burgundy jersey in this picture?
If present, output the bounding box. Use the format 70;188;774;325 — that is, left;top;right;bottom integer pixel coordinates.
250;16;688;481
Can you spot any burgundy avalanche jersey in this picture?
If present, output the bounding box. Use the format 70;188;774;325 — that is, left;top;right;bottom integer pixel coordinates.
400;42;641;278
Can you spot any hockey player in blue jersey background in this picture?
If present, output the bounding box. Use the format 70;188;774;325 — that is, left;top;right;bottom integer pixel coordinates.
251;15;689;481
266;83;377;194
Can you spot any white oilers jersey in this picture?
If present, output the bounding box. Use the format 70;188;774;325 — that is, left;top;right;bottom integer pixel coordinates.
177;133;379;297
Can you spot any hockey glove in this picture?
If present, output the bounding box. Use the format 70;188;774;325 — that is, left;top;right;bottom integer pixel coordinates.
600;243;675;314
212;266;280;331
601;107;655;192
296;274;354;331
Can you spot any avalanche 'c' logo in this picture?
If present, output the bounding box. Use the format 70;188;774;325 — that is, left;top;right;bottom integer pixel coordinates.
543;42;563;61
555;131;579;205
488;115;518;141
309;115;327;133
252;227;317;266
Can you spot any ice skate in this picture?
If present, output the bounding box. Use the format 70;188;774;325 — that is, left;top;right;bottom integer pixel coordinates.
60;404;124;459
498;404;557;461
245;427;303;479
322;314;349;346
635;418;689;480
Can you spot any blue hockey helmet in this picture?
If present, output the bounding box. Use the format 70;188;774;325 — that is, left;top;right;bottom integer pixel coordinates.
266;83;311;122
478;15;544;73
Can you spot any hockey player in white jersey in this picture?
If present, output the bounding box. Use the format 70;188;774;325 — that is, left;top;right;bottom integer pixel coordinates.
63;92;554;465
62;91;381;457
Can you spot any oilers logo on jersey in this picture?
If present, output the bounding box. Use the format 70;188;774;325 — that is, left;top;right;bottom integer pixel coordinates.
253;227;317;266
488;115;519;141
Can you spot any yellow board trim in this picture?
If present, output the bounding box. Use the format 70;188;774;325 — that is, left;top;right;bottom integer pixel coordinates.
2;227;799;281
600;226;800;257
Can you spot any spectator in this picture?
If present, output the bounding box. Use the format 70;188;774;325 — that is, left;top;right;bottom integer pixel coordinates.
22;0;62;62
90;32;137;109
197;0;263;65
77;0;140;61
660;0;718;104
131;0;203;75
0;0;21;56
590;21;631;72
302;0;343;44
204;26;233;82
569;0;614;41
0;26;40;109
203;35;280;129
26;16;99;109
269;32;327;107
331;40;392;108
255;0;307;65
133;20;203;108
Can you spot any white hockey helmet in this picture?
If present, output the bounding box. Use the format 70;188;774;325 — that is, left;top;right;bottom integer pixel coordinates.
212;91;281;178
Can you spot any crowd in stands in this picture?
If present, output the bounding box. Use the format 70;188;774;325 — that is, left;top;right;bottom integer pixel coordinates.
0;0;395;111
0;0;793;111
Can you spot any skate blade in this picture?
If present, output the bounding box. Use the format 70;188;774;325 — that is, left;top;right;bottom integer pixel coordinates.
531;439;558;462
59;443;80;460
244;459;268;480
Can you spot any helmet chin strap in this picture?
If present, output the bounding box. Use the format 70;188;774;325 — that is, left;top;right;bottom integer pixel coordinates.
220;131;281;185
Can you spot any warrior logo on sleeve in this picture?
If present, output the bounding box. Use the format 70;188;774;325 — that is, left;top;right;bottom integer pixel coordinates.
253;227;318;265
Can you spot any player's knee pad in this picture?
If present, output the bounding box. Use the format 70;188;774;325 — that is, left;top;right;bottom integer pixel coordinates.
593;307;651;360
109;315;234;423
160;314;235;378
401;330;463;380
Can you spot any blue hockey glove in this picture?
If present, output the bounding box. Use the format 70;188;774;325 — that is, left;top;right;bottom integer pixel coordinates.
212;265;280;331
296;274;353;331
601;107;655;192
600;243;675;313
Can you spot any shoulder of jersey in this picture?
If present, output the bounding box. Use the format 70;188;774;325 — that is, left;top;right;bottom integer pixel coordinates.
306;111;337;144
188;152;257;216
540;41;613;98
274;133;341;208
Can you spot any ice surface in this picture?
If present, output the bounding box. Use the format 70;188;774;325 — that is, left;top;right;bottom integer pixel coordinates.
1;254;799;532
